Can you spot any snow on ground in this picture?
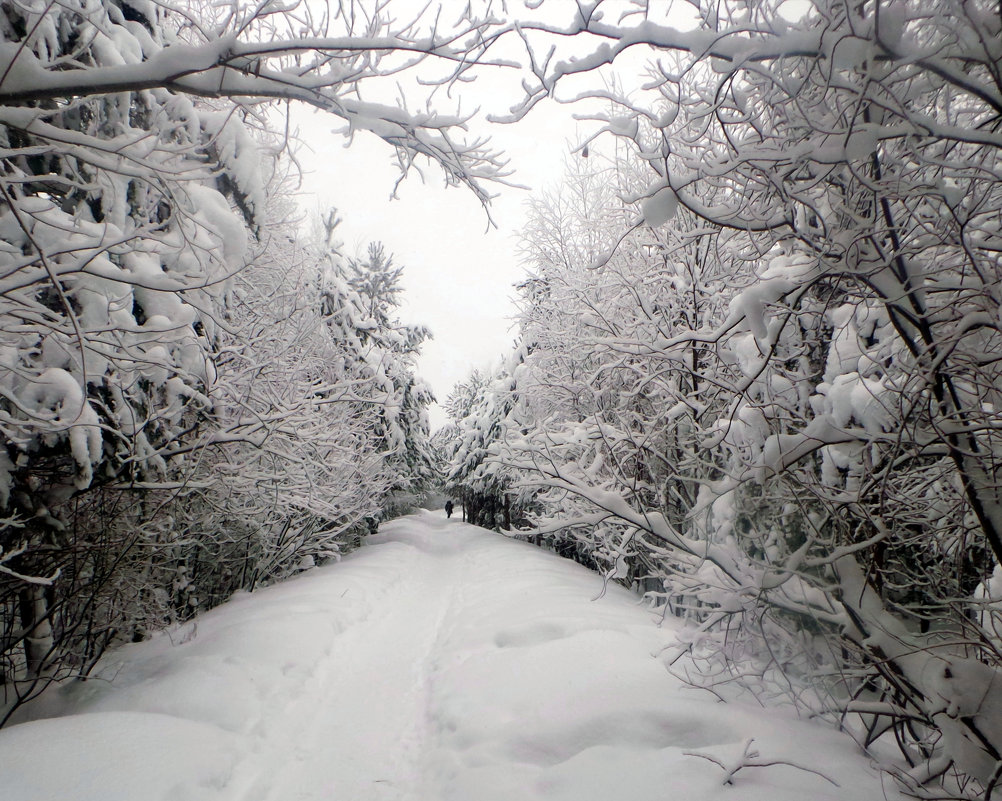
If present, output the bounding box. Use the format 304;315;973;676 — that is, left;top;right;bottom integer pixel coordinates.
0;511;900;801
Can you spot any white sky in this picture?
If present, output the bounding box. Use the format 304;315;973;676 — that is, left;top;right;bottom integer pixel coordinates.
289;1;694;430
291;77;586;431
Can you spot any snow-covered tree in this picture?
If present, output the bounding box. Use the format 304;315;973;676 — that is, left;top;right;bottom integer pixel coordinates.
0;0;506;715
480;2;1002;794
446;360;529;529
344;241;436;512
0;0;263;695
158;196;398;608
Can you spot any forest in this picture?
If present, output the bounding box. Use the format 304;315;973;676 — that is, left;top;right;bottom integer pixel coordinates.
2;1;1002;799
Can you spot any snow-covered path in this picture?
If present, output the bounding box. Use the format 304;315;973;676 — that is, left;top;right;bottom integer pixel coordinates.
238;522;469;801
0;512;900;801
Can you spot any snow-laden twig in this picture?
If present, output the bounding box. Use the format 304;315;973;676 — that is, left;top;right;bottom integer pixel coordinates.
684;737;840;787
0;544;60;586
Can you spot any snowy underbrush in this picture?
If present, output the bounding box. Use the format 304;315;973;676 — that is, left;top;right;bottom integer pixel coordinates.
512;511;1002;801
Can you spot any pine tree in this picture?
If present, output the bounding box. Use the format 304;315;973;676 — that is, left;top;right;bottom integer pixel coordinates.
345;242;435;514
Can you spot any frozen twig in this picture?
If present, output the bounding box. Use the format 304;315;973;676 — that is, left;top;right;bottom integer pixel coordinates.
684;738;840;787
0;544;60;586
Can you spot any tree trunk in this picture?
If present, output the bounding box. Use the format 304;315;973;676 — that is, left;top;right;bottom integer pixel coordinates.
19;585;54;678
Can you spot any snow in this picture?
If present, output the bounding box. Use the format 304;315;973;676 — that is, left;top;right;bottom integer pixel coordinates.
18;368;102;486
876;1;907;48
0;513;901;801
727;276;796;343
199;112;267;223
641;185;679;227
929;657;1002;784
974;563;1002;645
184;184;248;270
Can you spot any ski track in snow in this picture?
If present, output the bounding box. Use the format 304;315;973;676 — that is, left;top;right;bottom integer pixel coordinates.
235;523;468;801
0;511;903;801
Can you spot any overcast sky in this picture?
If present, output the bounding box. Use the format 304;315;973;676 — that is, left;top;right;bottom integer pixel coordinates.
288;1;692;430
291;55;588;430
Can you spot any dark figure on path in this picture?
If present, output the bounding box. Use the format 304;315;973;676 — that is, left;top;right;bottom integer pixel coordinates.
445;500;454;519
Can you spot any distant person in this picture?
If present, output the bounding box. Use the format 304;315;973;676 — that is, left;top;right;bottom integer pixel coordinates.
445;500;454;518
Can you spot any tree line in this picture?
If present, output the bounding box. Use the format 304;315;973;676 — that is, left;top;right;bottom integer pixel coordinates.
0;0;477;724
440;2;1002;799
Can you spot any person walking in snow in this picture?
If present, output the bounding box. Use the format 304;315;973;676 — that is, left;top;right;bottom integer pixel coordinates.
445;500;454;519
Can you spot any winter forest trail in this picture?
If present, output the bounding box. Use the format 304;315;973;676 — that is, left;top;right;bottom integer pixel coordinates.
235;517;469;801
0;512;901;801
